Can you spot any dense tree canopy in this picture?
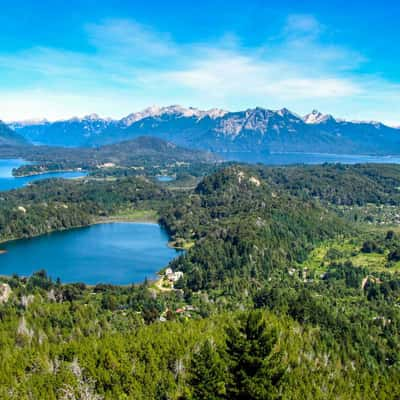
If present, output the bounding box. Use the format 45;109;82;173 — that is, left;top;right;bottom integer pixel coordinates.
1;162;400;398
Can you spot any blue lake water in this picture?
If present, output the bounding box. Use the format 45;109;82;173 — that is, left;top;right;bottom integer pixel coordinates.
218;152;400;165
0;159;87;191
2;152;399;285
0;223;180;285
156;175;175;182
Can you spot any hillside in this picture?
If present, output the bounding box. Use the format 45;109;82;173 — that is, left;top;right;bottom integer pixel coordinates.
9;106;400;154
0;121;27;146
0;164;400;397
0;136;218;177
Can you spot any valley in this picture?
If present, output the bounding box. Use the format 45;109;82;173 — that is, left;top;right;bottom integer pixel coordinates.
3;1;400;397
2;106;400;399
0;156;400;398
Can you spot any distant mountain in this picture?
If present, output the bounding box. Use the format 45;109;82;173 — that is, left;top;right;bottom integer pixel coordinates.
8;106;400;154
9;114;116;147
119;105;227;127
0;120;27;146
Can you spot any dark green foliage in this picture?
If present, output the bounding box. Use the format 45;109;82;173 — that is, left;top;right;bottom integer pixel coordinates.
188;340;227;399
0;176;168;242
361;240;382;253
0;136;218;177
385;230;396;240
224;311;284;400
163;166;346;292
1;163;400;398
259;163;400;205
388;247;400;262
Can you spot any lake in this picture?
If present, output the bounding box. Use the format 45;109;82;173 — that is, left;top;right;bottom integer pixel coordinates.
0;223;180;285
0;159;87;191
218;152;400;165
156;175;175;182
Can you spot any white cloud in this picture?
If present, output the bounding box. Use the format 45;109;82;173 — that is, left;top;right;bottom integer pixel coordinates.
284;14;323;38
162;49;361;100
0;15;400;124
86;19;177;60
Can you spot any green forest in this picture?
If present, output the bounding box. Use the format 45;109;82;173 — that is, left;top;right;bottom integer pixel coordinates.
1;163;400;398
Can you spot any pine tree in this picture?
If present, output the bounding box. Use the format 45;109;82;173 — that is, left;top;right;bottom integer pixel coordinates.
188;339;227;399
225;311;285;400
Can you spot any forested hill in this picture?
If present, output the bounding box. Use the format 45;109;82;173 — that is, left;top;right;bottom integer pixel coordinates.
1;163;400;397
97;136;217;164
161;165;348;292
258;163;400;205
0;136;218;176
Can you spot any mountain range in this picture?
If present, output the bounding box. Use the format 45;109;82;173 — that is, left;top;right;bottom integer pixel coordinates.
7;106;400;154
0;120;28;146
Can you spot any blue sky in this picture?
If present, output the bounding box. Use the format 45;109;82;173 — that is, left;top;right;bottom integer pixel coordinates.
1;0;400;124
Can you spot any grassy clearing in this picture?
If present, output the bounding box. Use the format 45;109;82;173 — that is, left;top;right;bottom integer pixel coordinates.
301;239;400;274
168;238;195;250
104;209;159;222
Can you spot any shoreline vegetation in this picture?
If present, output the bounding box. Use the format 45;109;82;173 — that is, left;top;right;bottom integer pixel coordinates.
0;209;161;246
2;163;400;397
0;208;187;263
12;168;84;178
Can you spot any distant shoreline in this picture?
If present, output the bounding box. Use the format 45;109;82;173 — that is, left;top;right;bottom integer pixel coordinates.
0;215;187;253
13;169;87;178
0;218;180;286
0;216;159;246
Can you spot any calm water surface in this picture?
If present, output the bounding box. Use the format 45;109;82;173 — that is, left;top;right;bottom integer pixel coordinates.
2;153;399;284
0;223;180;284
156;175;175;182
0;159;87;191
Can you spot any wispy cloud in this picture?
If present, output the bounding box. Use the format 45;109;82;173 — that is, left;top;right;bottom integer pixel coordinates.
284;14;323;38
86;19;178;61
0;14;399;124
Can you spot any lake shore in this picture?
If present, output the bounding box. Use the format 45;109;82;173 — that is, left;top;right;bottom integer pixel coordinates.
0;211;160;247
13;168;85;178
0;222;178;285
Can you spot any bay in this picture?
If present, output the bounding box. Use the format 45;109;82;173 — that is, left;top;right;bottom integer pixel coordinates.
0;158;87;191
0;223;180;285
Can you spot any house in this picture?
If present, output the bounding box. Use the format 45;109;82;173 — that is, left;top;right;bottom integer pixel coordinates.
170;271;183;282
99;162;116;168
165;269;184;283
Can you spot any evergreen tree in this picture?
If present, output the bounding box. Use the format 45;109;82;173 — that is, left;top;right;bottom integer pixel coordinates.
188;339;227;400
225;311;285;400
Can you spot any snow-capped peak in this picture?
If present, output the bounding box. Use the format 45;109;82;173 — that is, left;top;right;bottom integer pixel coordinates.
200;108;227;119
303;110;334;124
120;105;227;126
8;118;49;127
83;113;101;121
